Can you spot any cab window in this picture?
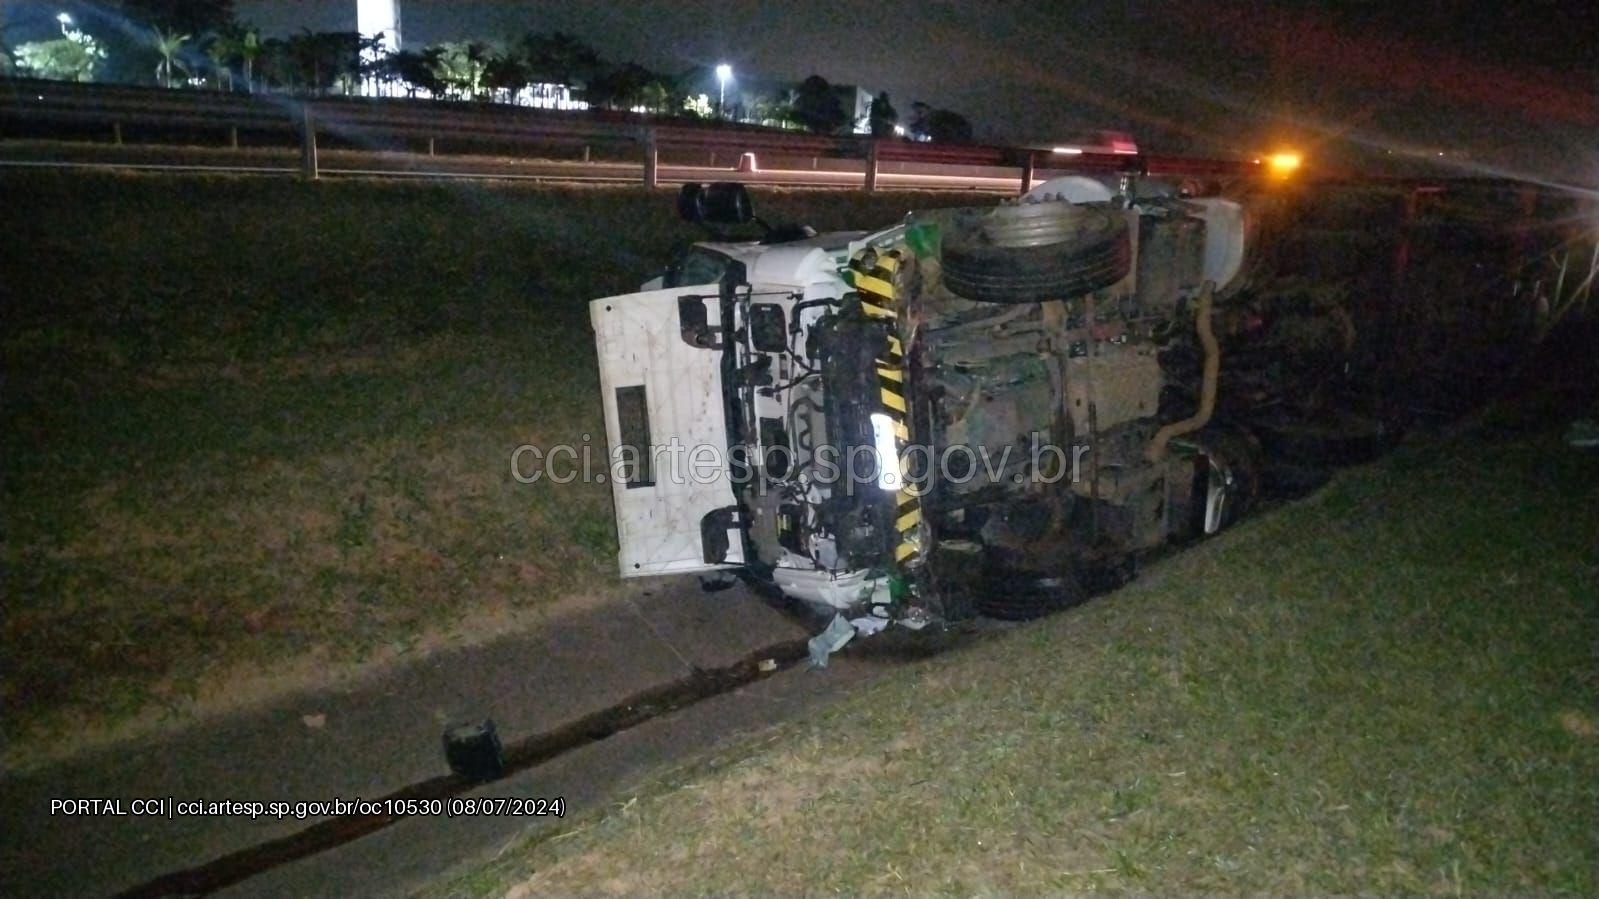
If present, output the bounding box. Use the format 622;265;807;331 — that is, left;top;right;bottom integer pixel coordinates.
664;247;732;288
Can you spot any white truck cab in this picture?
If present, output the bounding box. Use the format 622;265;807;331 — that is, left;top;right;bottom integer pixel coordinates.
591;223;907;610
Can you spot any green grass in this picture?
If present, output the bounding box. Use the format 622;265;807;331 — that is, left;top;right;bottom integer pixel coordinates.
451;426;1598;896
0;171;995;752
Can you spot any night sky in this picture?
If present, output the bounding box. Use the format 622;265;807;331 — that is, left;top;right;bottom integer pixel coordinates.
15;1;1599;183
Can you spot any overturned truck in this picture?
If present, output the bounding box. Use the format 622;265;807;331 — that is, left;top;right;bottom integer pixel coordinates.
590;177;1284;630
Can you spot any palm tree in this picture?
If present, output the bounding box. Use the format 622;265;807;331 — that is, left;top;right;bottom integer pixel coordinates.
284;31;316;93
256;36;293;92
589;62;657;111
327;32;365;95
0;22;17;76
381;48;442;98
355;32;390;92
151;28;190;88
284;30;359;95
236;27;260;93
869;91;898;137
482;48;531;103
464;41;491;99
639;80;670;115
204;34;233;92
432;41;490;99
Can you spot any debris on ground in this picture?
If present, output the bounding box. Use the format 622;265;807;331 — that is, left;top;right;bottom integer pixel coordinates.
807;615;855;668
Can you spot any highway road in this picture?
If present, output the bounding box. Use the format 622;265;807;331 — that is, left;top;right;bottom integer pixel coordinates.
0;144;1025;192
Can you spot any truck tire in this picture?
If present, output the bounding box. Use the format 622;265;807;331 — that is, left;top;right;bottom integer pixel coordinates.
975;571;1084;621
942;203;1131;305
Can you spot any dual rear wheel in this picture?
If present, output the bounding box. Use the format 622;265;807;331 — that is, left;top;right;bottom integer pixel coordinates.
939;202;1132;305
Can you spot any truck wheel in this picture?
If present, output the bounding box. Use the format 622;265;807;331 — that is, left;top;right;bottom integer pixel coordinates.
941;203;1131;304
1253;413;1398;467
975;570;1084;621
923;541;982;622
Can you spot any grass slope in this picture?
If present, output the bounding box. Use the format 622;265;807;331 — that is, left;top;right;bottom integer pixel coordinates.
0;171;992;749
460;427;1597;896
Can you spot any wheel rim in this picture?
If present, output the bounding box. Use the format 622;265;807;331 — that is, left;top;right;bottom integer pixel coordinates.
1203;457;1235;535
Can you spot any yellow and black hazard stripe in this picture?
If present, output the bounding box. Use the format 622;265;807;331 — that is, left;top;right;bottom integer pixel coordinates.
848;248;923;568
851;250;900;321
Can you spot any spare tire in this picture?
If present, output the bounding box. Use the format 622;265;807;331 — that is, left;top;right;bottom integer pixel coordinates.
941;202;1131;304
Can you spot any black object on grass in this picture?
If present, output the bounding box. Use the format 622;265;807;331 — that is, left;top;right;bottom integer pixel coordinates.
443;719;504;781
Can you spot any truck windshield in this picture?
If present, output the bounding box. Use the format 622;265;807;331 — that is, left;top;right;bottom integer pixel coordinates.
665;247;732;288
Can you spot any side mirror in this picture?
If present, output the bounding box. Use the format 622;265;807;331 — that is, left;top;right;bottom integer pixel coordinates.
677;182;754;226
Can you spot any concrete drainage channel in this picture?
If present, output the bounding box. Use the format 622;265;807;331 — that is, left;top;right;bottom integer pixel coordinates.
105;471;1339;897
117;638;813;898
108;525;1285;895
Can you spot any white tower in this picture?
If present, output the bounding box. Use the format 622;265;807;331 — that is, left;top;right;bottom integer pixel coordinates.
357;0;401;95
357;0;401;53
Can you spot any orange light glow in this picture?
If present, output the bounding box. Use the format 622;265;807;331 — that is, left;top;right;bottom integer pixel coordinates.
1267;152;1303;174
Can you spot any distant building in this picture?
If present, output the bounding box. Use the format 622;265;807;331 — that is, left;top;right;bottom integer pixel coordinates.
357;0;401;53
513;84;587;111
358;0;401;97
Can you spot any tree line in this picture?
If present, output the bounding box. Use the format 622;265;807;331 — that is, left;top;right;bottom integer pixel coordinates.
2;0;974;140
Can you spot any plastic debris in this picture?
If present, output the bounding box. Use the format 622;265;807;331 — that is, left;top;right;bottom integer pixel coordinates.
757;658;778;673
807;614;855;668
868;577;893;606
849;614;890;637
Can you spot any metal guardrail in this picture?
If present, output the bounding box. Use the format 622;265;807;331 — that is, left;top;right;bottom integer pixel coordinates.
0;76;1259;188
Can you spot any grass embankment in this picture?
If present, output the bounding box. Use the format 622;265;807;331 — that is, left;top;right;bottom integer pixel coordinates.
459;426;1598;896
0;172;991;752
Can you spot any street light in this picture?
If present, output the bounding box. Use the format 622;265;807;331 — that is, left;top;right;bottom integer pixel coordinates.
715;63;732;118
56;12;74;35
